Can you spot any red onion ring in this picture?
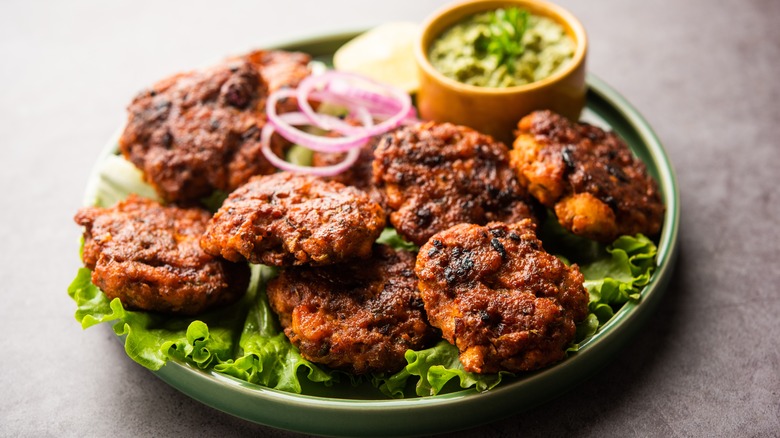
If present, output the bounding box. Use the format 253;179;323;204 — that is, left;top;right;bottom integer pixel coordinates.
296;71;412;137
265;89;371;152
260;123;361;176
262;70;417;176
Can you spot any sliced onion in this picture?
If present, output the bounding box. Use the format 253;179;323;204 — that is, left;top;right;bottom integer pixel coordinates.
304;89;418;134
296;71;412;137
262;70;417;176
265;89;371;152
351;105;374;129
260;123;361;176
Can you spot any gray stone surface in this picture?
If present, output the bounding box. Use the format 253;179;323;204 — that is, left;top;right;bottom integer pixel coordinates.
1;0;778;436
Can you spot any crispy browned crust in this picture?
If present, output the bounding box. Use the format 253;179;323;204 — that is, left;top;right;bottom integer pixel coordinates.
312;137;387;210
119;50;311;204
74;195;249;315
415;220;588;374
243;50;311;105
373;121;538;246
267;245;438;374
200;172;386;267
511;110;664;242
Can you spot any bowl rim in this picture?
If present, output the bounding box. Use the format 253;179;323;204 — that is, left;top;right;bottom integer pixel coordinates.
415;0;588;94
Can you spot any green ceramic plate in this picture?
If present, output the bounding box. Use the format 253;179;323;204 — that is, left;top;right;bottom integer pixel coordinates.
85;32;680;438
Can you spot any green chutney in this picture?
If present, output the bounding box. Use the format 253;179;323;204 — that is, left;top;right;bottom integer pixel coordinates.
428;8;575;88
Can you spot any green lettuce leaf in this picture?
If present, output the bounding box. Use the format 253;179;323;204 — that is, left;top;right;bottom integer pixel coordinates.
573;313;600;343
376;227;419;252
537;213;658;340
90;155;160;207
68;265;254;370
214;266;337;392
378;341;505;398
200;190;229;212
579;234;657;328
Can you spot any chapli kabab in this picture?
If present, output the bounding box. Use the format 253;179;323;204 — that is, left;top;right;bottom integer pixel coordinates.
119;50;310;204
200;172;386;267
511;110;664;242
267;245;437;375
373;121;538;246
416;220;588;373
74;195;250;315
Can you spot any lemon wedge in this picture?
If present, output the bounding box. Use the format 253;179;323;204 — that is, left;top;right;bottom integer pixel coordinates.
333;22;421;93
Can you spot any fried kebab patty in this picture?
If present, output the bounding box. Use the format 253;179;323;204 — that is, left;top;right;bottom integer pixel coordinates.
200;172;386;267
373;121;538;246
415;220;588;374
74;195;250;315
119;50;310;204
267;245;437;374
511;110;664;242
312;137;386;210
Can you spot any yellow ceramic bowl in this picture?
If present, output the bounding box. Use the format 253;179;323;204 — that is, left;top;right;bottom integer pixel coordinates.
414;0;587;144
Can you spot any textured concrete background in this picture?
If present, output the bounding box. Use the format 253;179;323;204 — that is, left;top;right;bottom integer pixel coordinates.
1;0;778;436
